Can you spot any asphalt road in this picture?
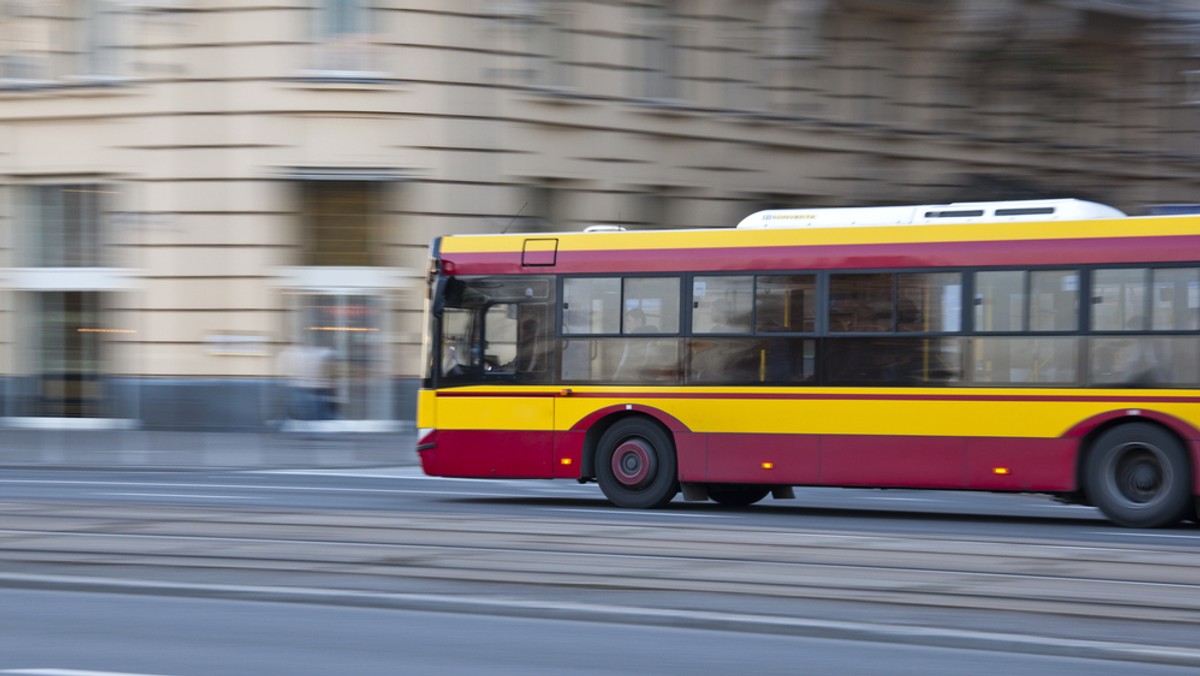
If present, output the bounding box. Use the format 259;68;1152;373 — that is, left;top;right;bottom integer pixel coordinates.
1;589;1197;676
1;467;1199;672
2;466;1197;546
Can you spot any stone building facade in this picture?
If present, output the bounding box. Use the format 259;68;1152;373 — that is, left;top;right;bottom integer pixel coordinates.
1;0;1199;430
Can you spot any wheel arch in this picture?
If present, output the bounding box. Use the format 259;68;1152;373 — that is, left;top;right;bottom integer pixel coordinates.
1066;410;1200;500
571;405;689;479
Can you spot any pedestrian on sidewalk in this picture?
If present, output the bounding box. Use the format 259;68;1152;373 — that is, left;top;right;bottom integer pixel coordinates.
277;341;338;421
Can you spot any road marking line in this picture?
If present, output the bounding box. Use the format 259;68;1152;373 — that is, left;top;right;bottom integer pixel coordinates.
251;467;425;478
97;493;263;500
0;479;519;497
252;467;553;486
1089;531;1200;540
1;669;178;676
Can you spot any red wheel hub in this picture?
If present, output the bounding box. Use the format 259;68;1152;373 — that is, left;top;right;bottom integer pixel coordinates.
611;439;654;488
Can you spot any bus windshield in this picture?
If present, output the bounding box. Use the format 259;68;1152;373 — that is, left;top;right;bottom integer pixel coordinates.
437;276;554;385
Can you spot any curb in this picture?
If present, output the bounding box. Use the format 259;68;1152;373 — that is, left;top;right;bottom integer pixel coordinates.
3;573;1199;668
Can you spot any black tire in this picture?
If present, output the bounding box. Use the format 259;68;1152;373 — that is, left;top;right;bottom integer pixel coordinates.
1086;423;1192;528
595;418;679;509
708;484;771;507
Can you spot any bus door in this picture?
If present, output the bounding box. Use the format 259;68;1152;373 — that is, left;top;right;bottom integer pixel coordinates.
435;277;556;478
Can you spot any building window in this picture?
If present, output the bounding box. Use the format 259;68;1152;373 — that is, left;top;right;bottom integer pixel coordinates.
79;0;122;78
31;291;109;418
7;179;132;422
298;181;385;267
311;0;377;72
0;4;40;81
763;0;820;115
643;1;679;99
19;184;110;267
0;1;124;83
319;0;367;38
531;0;574;87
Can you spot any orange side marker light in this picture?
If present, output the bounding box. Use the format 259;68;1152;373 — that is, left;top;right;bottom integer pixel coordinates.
993;467;1010;475
561;458;573;466
761;462;774;470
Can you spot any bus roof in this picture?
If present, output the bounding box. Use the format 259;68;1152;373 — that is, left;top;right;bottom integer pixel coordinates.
433;198;1200;275
735;199;1126;229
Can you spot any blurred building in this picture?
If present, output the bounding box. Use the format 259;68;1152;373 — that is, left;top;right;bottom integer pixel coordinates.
2;0;1200;430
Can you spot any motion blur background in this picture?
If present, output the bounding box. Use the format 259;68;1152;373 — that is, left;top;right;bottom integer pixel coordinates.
3;0;1200;433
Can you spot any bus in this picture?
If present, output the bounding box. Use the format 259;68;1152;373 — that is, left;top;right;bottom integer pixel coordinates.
415;198;1200;528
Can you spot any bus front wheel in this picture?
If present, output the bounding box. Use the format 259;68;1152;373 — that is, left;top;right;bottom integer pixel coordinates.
596;419;679;509
1086;423;1191;528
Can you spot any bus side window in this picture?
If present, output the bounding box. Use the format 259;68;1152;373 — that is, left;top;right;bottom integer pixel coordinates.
756;275;816;333
829;273;892;333
693;276;752;334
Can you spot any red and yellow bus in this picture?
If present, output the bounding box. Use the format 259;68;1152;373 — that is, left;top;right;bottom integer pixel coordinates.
416;199;1200;527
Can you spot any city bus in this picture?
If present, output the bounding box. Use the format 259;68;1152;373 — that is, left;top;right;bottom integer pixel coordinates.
415;198;1200;528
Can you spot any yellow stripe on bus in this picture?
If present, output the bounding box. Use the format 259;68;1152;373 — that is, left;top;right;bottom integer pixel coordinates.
438;217;1200;254
429;387;1200;440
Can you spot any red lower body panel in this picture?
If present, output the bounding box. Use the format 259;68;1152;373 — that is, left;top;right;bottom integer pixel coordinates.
707;433;820;484
421;428;1080;492
819;435;967;488
965;437;1076;491
421;429;555;479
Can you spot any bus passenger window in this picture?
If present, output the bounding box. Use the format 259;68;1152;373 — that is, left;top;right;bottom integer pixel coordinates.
688;338;760;383
825;337;963;386
1151;267;1200;331
693;276;752;334
756;275;815;333
898;272;962;333
562;338;681;384
624;277;681;334
563;276;681;336
1092;268;1148;332
1030;270;1079;331
974;271;1025;332
830;273;892;332
1090;336;1200;387
688;337;815;384
613;337;681;382
971;337;1078;385
563;278;620;335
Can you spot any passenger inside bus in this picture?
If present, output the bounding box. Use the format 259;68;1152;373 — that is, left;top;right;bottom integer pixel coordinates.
613;309;655;380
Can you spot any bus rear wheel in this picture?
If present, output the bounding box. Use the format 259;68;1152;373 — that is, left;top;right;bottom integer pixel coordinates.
707;484;771;507
1086;423;1191;528
596;418;679;509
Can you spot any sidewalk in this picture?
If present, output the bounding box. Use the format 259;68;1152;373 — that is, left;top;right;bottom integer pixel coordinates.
0;427;419;470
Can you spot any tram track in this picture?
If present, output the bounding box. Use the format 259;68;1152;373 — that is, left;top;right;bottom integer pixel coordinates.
1;500;1198;624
